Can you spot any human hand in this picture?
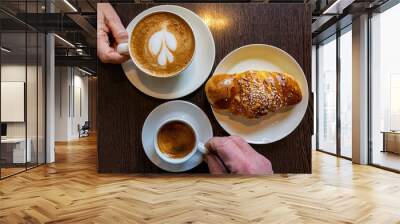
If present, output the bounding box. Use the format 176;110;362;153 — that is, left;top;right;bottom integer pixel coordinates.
97;3;129;64
205;136;273;175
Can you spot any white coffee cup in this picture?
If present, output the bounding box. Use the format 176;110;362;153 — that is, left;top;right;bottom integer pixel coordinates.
117;10;196;78
154;118;207;164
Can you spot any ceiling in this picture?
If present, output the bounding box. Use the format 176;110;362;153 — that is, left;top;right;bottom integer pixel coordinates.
0;0;96;14
0;0;96;72
0;0;395;72
311;0;391;43
1;32;46;64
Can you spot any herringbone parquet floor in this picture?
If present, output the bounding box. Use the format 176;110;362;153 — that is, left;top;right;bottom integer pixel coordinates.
1;135;400;224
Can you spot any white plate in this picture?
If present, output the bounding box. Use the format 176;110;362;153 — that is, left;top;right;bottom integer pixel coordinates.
211;44;309;144
121;5;215;99
142;100;213;172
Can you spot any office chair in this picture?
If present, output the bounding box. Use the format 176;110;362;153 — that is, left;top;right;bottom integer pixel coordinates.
79;121;90;138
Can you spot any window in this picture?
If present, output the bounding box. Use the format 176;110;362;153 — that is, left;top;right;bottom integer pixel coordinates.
370;2;400;171
317;36;337;154
316;26;353;158
339;28;352;158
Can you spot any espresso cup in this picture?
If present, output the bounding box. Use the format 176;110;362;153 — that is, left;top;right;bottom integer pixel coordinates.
117;10;196;78
154;118;207;164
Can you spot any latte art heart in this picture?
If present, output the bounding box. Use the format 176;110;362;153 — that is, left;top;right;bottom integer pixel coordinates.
148;27;177;66
130;12;195;77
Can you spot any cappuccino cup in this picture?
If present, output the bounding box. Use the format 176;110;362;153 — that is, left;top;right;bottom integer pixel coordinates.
154;118;207;164
117;10;196;78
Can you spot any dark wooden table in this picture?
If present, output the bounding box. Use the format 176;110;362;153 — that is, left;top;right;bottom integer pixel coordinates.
97;3;312;173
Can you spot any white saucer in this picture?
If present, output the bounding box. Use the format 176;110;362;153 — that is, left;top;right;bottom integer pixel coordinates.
211;44;309;144
142;100;213;172
122;5;216;99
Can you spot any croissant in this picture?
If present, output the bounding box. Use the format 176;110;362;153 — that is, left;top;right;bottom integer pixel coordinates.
205;70;302;119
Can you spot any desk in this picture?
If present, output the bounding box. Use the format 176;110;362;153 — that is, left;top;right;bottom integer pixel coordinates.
382;131;400;154
1;138;31;163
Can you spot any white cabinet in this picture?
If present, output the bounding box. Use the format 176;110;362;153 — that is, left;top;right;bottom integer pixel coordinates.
1;138;32;163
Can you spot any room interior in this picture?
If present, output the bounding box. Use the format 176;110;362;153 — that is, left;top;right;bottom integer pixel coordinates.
0;0;400;223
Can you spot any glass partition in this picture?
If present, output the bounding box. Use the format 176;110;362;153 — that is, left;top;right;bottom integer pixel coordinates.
0;0;46;179
1;31;28;177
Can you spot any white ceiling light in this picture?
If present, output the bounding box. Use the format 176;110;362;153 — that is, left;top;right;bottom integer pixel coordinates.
63;0;78;12
323;0;355;15
77;67;93;76
76;48;86;55
54;34;75;48
1;47;11;53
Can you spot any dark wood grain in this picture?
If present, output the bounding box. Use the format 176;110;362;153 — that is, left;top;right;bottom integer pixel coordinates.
88;77;97;132
97;3;312;173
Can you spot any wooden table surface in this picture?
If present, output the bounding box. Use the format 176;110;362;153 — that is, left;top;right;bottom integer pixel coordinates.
97;3;312;173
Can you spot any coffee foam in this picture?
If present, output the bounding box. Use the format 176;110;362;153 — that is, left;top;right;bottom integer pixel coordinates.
131;12;195;77
148;27;177;66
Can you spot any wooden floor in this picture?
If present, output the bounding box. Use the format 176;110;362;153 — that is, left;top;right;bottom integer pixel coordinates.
1;135;400;224
372;150;400;171
1;167;26;178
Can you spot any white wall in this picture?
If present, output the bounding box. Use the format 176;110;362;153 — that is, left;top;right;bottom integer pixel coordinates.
54;66;89;141
55;66;70;141
72;73;89;138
